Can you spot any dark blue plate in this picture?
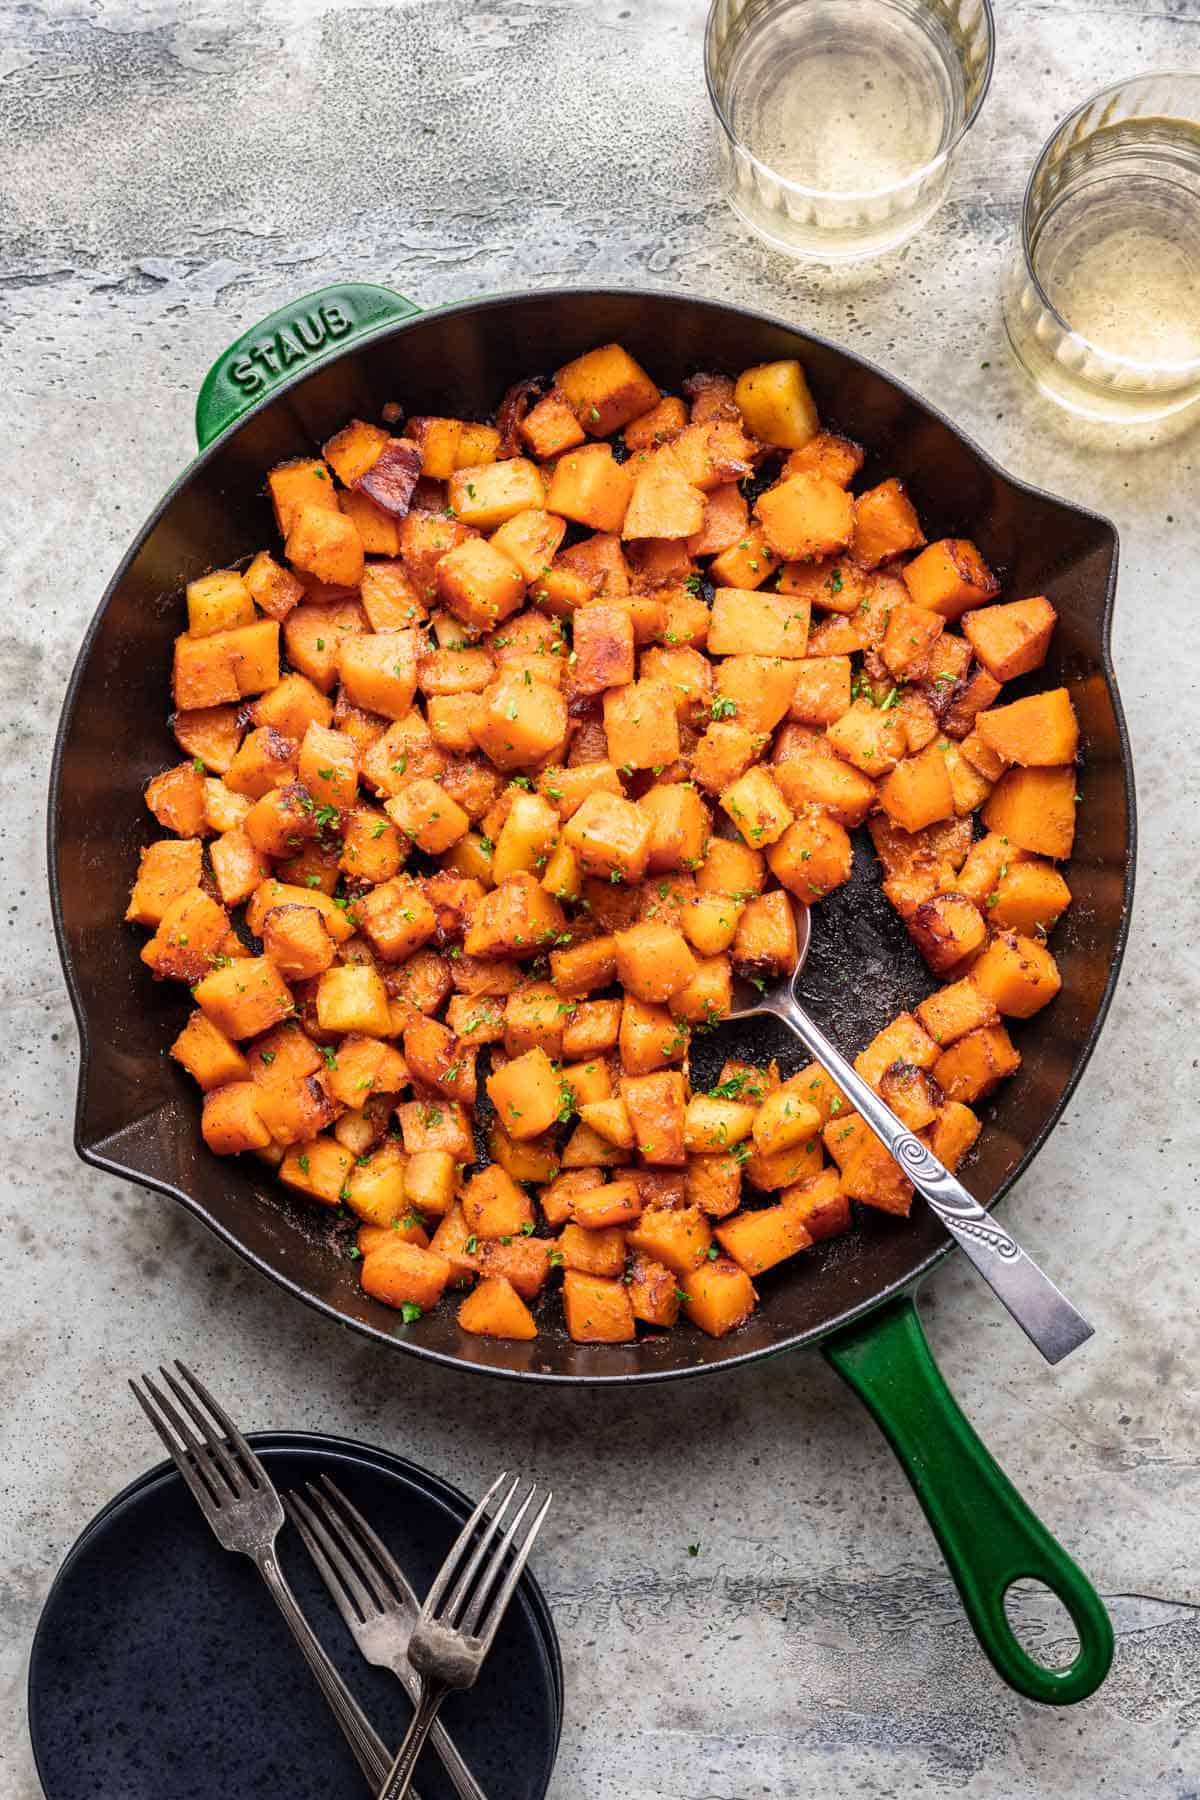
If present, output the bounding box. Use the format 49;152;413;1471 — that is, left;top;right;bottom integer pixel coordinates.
28;1432;562;1800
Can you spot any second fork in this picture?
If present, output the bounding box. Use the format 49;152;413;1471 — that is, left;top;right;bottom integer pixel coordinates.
285;1478;487;1800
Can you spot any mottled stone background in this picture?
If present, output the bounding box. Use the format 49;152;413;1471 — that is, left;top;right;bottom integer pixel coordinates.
2;0;1199;1795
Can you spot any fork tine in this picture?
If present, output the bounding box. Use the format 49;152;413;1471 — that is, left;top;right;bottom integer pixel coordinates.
158;1365;243;1497
440;1476;522;1627
304;1484;390;1613
140;1372;232;1504
129;1377;221;1513
173;1361;266;1488
458;1485;537;1638
422;1470;509;1620
283;1493;371;1632
318;1476;411;1604
472;1489;553;1652
293;1485;385;1618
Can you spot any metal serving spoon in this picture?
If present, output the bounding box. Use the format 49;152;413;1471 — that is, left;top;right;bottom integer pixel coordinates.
727;903;1093;1365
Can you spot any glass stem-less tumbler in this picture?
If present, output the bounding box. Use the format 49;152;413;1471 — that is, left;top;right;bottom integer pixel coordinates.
1003;74;1200;423
704;0;995;262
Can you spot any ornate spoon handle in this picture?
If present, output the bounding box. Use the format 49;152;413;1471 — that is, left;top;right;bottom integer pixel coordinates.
772;990;1093;1365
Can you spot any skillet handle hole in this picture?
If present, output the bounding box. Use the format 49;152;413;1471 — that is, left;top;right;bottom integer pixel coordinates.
1003;1578;1084;1670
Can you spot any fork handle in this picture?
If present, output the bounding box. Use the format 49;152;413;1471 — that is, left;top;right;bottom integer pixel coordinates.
772;990;1094;1365
256;1548;391;1789
375;1677;450;1800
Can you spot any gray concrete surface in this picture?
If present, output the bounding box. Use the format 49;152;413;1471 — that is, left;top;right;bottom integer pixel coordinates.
3;0;1199;1794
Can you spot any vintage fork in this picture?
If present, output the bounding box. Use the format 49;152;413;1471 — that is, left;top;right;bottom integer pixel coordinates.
129;1362;392;1791
374;1472;552;1800
285;1477;487;1800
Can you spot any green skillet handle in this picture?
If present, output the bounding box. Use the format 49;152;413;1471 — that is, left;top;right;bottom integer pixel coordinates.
194;283;422;450
825;1295;1113;1705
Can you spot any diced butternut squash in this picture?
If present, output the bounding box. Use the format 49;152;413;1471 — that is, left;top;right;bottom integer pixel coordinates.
969;932;1062;1017
681;1256;757;1337
876;743;956;832
733;359;818;449
546;445;633;533
901;538;999;618
906;891;988;974
557;343;660;435
756;473;855;562
361;1240;453;1314
562;1270;636;1342
982;766;1077;859
963;596;1056;681
976;688;1078;767
602;677;680;770
933;1023;1022;1102
851;479;925;568
716;1204;812;1275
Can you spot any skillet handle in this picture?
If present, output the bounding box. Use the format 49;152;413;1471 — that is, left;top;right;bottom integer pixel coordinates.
194;283;422;449
824;1294;1113;1704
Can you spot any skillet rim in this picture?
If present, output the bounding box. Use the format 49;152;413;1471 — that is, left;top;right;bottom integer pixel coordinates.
46;283;1137;1384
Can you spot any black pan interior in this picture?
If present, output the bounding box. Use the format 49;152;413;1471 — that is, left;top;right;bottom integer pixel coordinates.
49;289;1134;1382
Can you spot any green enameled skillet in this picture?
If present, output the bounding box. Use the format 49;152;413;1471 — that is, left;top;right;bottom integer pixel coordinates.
49;283;1135;1706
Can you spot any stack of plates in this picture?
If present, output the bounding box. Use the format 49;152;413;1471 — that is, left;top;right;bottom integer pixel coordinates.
29;1433;562;1800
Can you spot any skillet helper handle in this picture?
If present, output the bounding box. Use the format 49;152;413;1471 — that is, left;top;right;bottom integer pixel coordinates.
773;989;1092;1365
825;1296;1114;1704
194;283;422;450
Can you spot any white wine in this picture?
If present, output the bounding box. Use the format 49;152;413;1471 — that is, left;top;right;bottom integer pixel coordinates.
1034;126;1200;372
706;0;993;262
1004;82;1200;423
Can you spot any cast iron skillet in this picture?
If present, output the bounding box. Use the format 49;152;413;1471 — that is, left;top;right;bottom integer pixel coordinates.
49;284;1135;1706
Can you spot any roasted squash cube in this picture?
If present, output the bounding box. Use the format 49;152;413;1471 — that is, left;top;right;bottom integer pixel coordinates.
286;501;364;588
546;445;633;534
562;1270;636;1342
436;538;526;632
787;656;852;726
720;765;793;849
781;1169;851;1241
202;1081;271;1155
756;473;855;562
976;688;1078;767
706;525;781;591
315;964;393;1036
486;1045;563;1139
691;721;759;794
572;604;636;694
988;860;1071;934
876;744;956;832
556;343;660;435
619;1070;687;1166
970;931;1062;1017
963;596;1056;681
901;538;999;619
915;977;999;1046
906;891;987;974
261;903;335;980
562;790;651;882
708;588;810;659
733;359;818;449
186;570;254;638
170;1010;251;1091
141;887;229;983
627;1203;712;1275
681;1256;757;1337
458;1276;539;1339
614;923;698;1004
126;837;204;927
982;766;1077;859
933;1023;1022;1102
716;1204;812;1275
851;479;926;568
880;602;945;681
825;698;905;776
337;630;420;720
194;956;294;1039
471;675;568;770
385;778;471;854
621;452;705;541
448;459;545;532
766;812;853;901
733;891;798;980
361;1240;453;1314
464;872;566;957
461;1165;534;1240
520;389;587;459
